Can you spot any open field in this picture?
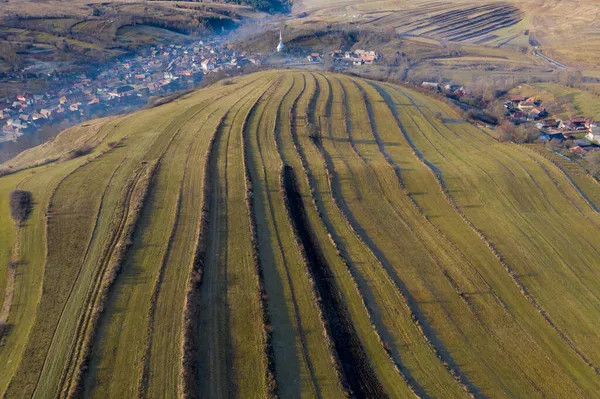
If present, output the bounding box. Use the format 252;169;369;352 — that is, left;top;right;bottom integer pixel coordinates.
1;70;600;397
291;0;600;70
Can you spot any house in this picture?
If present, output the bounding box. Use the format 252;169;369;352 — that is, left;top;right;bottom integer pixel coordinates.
570;116;588;130
518;97;536;111
570;146;586;155
509;95;525;105
542;119;559;129
361;55;376;64
422;82;440;90
586;126;600;143
307;53;322;63
573;138;592;147
201;58;215;72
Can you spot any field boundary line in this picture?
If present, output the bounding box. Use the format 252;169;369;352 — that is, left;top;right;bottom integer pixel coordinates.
268;74;344;397
178;77;270;397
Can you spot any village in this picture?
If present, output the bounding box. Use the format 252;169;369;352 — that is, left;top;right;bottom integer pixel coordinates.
0;36;264;144
0;31;384;145
504;94;600;155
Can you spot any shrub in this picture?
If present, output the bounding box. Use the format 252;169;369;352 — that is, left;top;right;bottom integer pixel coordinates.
10;190;32;224
0;321;7;339
68;144;94;159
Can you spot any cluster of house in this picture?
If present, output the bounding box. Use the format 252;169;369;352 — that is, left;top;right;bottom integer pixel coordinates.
421;81;467;97
0;38;262;143
505;94;600;155
327;49;380;66
537;116;600;155
504;95;548;122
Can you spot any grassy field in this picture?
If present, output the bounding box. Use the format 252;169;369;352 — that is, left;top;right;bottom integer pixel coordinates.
1;70;600;398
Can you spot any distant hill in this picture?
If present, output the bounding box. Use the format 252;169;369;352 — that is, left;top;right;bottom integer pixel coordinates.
1;70;600;398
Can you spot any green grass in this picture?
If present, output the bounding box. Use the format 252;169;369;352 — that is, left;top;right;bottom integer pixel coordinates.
2;70;600;398
245;73;346;397
379;81;600;395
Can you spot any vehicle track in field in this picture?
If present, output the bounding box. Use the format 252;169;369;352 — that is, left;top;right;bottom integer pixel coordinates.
197;77;276;398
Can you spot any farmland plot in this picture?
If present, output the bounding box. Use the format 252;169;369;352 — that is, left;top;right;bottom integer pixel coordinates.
0;71;599;398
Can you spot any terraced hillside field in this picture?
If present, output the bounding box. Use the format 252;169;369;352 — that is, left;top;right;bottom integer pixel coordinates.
1;70;600;398
292;0;524;45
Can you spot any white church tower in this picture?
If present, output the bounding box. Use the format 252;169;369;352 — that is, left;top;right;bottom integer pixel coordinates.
277;30;285;53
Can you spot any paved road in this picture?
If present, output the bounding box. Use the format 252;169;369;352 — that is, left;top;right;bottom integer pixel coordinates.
533;47;570;70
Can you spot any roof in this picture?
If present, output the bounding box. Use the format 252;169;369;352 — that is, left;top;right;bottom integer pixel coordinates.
510;95;525;102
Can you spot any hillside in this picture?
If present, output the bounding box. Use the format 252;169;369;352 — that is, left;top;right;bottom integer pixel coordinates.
1;70;600;398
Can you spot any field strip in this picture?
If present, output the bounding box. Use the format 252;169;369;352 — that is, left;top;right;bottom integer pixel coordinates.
326;74;592;397
328;75;509;397
3;139;141;399
246;74;346;396
196;76;276;398
524;144;600;211
246;74;328;398
275;76;388;397
256;74;364;397
355;78;595;396
281;72;424;398
80;78;269;398
179;77;273;397
78;103;227;396
304;72;472;396
377;82;600;394
143;78;274;398
0;157;96;396
138;106;224;398
50;155;130;398
32;93;223;399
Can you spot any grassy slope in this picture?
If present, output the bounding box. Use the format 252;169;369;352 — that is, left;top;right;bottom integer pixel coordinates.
379;82;600;395
2;70;600;397
363;78;600;395
279;72;422;397
196;76;274;398
246;72;346;397
142;83;246;398
35;100;207;398
0;176;17;318
81;80;262;398
0;116;130;396
297;72;467;398
525;144;600;209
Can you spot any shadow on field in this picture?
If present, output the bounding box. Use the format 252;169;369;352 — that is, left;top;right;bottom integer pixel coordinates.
282;165;387;399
